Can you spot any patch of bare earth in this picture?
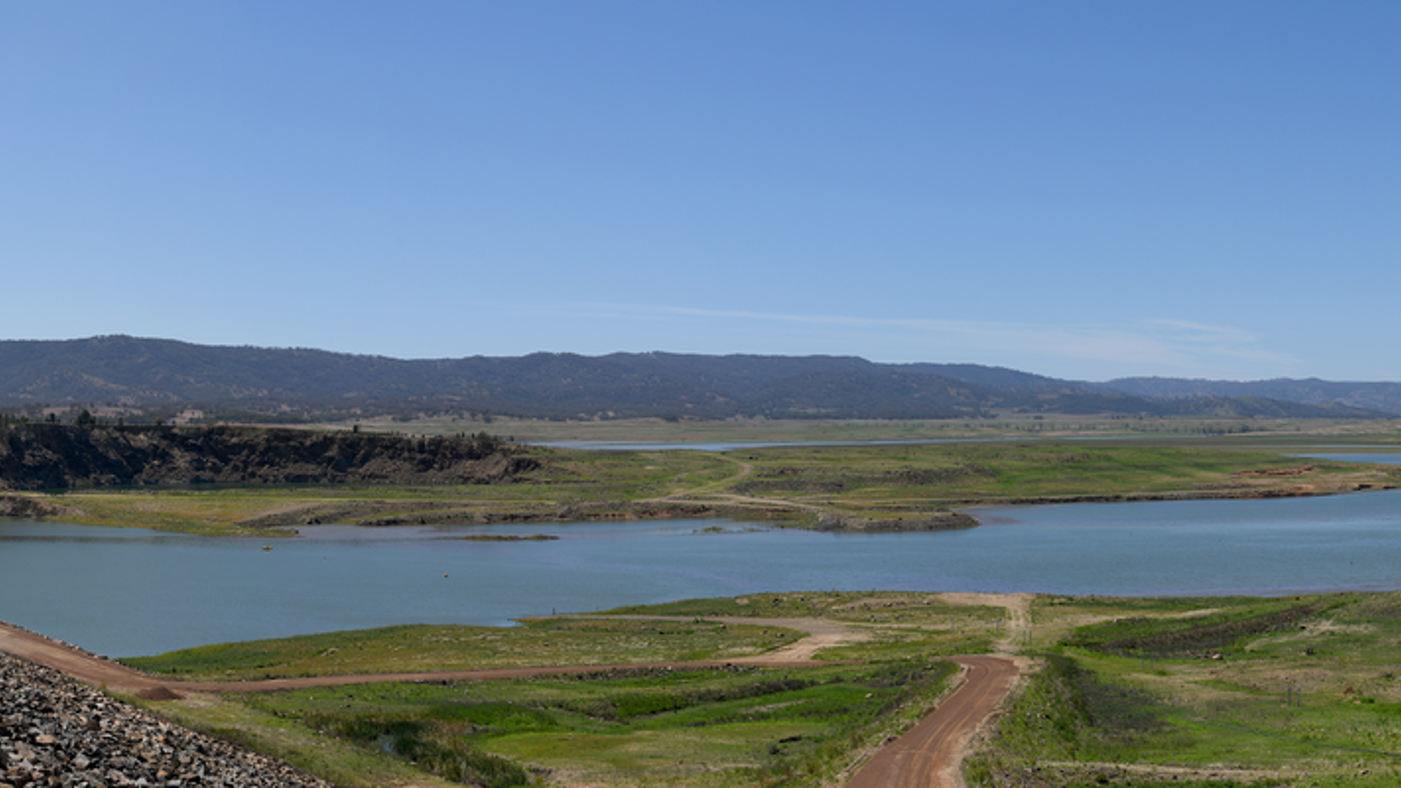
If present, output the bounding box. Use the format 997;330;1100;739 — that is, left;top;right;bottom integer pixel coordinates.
560;614;872;663
721;617;871;663
847;655;1019;788
1040;761;1292;783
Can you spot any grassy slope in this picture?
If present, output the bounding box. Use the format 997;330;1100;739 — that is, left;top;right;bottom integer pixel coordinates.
124;619;806;681
130;590;1401;787
968;592;1401;787
134;693;462;788
127;592;1001;681
132;592;990;787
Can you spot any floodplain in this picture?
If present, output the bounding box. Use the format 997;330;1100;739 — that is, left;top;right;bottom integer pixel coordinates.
13;417;1400;537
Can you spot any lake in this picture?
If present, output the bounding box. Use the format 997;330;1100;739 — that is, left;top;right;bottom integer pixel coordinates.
2;488;1400;658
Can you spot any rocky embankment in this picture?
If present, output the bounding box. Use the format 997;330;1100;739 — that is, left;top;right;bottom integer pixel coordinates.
0;495;73;519
0;424;538;490
1;651;329;787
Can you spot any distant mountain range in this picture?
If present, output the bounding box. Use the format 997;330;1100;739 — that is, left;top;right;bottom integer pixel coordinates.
0;336;1395;421
1094;377;1401;416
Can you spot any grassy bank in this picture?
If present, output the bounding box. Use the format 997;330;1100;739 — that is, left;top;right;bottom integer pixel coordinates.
124;619;806;682
126;590;1401;786
19;432;1401;536
126;592;1002;682
131;592;991;787
968;592;1401;787
230;660;959;787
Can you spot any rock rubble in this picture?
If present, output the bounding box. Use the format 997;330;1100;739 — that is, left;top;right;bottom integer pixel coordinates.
0;652;330;788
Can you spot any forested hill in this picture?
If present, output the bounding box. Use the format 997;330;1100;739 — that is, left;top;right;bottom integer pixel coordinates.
0;336;1392;421
1098;377;1401;417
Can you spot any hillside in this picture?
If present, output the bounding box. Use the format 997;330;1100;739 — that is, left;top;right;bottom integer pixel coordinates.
0;336;1391;422
0;423;536;490
1099;376;1401;415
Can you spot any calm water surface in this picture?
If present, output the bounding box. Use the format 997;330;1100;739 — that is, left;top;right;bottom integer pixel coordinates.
1293;452;1401;466
3;489;1400;657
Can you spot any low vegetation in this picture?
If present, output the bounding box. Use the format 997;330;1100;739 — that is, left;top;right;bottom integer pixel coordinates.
7;425;1398;536
128;590;1401;787
967;592;1401;787
131;592;989;787
15;419;1401;785
235;660;957;787
124;618;805;682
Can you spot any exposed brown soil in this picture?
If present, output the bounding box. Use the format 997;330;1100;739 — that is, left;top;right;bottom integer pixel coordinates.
847;655;1019;788
568;615;873;663
1031;761;1291;785
1236;464;1315;477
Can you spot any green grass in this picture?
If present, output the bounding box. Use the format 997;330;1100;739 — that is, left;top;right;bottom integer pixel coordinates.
35;419;1401;785
27;432;1401;535
124;618;803;681
232;660;959;787
124;591;999;786
131;693;462;788
605;591;1004;659
126;588;1401;786
968;592;1401;787
1063;595;1346;657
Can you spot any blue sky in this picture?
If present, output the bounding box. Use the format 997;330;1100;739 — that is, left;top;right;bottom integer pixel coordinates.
3;2;1398;382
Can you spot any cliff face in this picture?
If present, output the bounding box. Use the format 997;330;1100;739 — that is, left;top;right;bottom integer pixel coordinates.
0;425;538;490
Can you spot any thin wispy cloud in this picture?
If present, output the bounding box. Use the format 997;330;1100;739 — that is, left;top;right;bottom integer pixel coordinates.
1147;320;1293;368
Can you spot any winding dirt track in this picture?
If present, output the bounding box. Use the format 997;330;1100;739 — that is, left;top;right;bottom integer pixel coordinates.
848;655;1019;788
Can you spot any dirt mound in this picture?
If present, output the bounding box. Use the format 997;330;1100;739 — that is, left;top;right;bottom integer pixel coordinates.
1237;464;1314;477
134;685;184;700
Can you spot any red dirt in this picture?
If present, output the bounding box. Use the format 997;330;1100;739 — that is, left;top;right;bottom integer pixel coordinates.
847;655;1019;788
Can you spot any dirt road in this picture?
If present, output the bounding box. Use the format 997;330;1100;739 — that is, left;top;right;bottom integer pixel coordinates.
847;655;1018;788
4;615;1017;786
568;614;871;663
